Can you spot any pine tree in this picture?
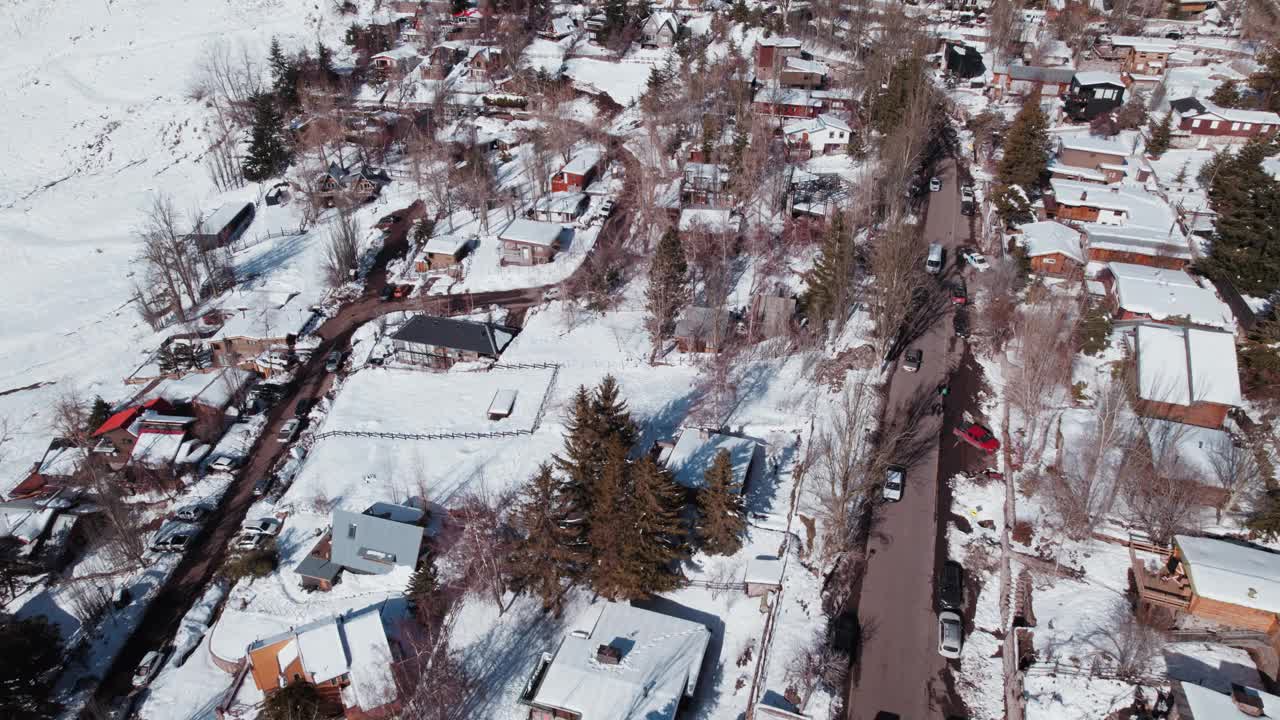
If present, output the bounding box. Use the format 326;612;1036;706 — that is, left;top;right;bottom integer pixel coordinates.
316;41;334;78
405;552;440;614
586;437;642;599
509;464;582;610
1250;45;1280;112
868;57;926;135
1210;79;1242;108
242;93;291;182
997;96;1051;191
1146;111;1173;157
87;396;113;434
646;228;689;355
696;449;747;556
0;616;63;719
804;213;855;332
1201;138;1280;296
267;38;289;88
591;375;638;451
555;385;602;518
991;183;1034;226
629;455;688;594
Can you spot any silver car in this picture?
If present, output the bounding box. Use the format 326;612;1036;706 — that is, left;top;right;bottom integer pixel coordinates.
882;465;905;502
938;610;964;659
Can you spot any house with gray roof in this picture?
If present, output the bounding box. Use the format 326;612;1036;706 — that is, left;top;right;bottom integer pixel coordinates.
298;502;426;591
390;315;518;368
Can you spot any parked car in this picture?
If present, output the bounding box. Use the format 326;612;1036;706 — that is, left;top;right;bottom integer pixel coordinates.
252;477;272;497
903;349;923;373
324;351;343;373
929;176;942;192
208;455;239;474
940;560;964;610
234;533;266;552
380;284;396;302
151;532;191;553
173;505;207;523
132;650;164;688
950;279;967;305
295;398;315;418
960;247;990;272
277;418;300;443
959;185;975;202
242;517;283;536
938;611;964;659
953;308;970;338
882;465;906;502
926;243;944;274
953;421;999;453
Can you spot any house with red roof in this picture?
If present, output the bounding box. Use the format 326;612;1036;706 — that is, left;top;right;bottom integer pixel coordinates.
91;398;174;470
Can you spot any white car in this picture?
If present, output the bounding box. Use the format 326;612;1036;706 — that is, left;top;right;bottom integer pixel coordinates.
276;419;300;443
132;650;164;688
242;517;283;537
938;610;964;659
234;533;266;552
961;248;990;272
882;465;905;502
208;455;239;473
929;176;942;192
173;505;207;523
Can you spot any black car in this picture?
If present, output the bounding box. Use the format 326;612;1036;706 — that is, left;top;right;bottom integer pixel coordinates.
940;560;964;610
953;308;971;338
380;284;395;302
295;398;314;418
903;348;923;372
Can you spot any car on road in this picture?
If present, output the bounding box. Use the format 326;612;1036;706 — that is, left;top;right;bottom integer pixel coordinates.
252;477;272;497
953;307;970;338
902;349;923;372
277;418;300;443
295;398;315;418
960;185;975;216
926;243;944;274
940;560;965;610
960;247;990;272
173;504;208;523
380;284;396;302
929;176;942;192
132;650;165;688
324;351;343;373
208;455;239;474
882;464;906;502
953;421;1000;453
949;279;967;305
938;611;964;659
151;532;191;553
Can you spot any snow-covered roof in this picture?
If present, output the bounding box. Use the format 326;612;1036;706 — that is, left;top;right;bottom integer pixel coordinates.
1019;221;1083;262
331;505;424;575
783;113;852;138
745;555;784;586
1180;681;1280;719
758;36;802;48
341;605;397;712
146;368;255;410
130;430;186;468
1107;262;1233;329
1051;179;1179;232
297;619;348;683
1187;101;1280;126
660;427;757;492
678;207;737;234
372;45;421;61
202;203;252;233
785;56;829;75
550;16;575;36
754;86;821;107
1083;224;1193;260
0;502;56;544
1135;325;1241;407
1177;535;1280;614
1049;163;1109;182
527;602;711;720
561;143;606;176
1057;133;1131;158
531;191;588;215
423;232;471;256
499;218;572;248
1074;70;1125;86
1108;35;1179;54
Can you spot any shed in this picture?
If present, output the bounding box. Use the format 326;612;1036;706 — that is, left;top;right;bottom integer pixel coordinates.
746;555;785;597
488;389;517;420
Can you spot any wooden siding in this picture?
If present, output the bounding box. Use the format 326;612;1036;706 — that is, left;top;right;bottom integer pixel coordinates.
1057;147;1127;170
1178;116;1280;139
1053;204;1101;222
1029;253;1082;277
1134;397;1230;429
1085;247;1188;270
1187;595;1279;632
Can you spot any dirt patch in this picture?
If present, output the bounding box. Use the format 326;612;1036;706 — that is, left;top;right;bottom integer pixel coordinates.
1012;520;1034;546
950;513;972;534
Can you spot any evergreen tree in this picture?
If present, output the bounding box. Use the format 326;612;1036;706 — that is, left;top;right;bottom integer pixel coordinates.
555;385;602;518
1210;79;1242;108
646;228;689;353
1146;111;1173;157
1248;490;1280;541
804;213;855;332
996;96;1051;191
991;183;1034;226
405;553;439;606
87;396;113;434
628;455;689;594
591;375;638;451
1250;45;1280;112
695;449;747;556
0;615;63;719
868;57;926;135
260;681;321;720
242;93;291;183
586;437;642;599
509;464;582;611
316;41;334;78
267;37;289;89
1202;138;1280;295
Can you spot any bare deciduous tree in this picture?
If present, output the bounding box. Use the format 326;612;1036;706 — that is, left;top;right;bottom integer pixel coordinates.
866;219;930;365
1207;434;1262;523
1085;600;1163;680
785;628;850;707
811;378;880;560
1004;296;1078;467
1045;377;1132;540
322;210;361;288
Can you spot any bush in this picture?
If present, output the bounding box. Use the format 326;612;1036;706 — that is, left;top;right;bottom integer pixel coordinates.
1076;301;1113;356
261;681;322;720
221;540;279;582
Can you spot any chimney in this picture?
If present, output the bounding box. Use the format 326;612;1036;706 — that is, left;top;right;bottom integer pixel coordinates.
596;644;622;665
1081;191;1088;202
1231;684;1265;717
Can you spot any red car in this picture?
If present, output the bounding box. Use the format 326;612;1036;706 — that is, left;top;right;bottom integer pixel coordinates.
953;422;999;453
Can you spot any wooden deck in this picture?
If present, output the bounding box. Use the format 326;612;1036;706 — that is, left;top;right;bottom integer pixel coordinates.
1130;546;1192;610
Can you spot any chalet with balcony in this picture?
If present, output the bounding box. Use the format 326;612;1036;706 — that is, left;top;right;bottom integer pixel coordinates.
246;603;400;719
498;218;573;266
389;315;516;368
1133;535;1280;652
641;11;679;47
314;162;391;206
519;602;711;720
370;45;422;76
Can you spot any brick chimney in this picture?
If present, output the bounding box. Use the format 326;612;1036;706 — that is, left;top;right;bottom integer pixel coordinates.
596;644;622;665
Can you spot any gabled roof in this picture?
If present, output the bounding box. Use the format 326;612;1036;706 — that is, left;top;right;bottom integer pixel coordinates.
1073;70;1125;87
1169;96;1206;115
758;36;802;48
1179;681;1280;719
1004;64;1076;84
1135;324;1241;407
391;315;515;356
1186;101;1280;126
1108;35;1178;53
331;504;425;575
499;218;573;248
527;602;711;720
1057;133;1131;158
785;56;828;75
1176;535;1280;614
92;398;172;437
559;143;606;176
660;427;757;492
1019;221;1084;262
1107;262;1233;329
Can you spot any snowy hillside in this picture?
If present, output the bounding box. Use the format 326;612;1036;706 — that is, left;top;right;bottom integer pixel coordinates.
0;0;344;488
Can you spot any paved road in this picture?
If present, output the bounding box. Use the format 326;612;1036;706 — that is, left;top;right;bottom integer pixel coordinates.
92;148;639;714
847;159;986;720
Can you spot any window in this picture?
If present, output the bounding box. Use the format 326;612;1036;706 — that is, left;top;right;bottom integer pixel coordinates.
1210;121;1220;129
1194;119;1204;128
1231;122;1241;131
1043;257;1057;265
1096;88;1116;100
347;523;358;540
1243;123;1253;131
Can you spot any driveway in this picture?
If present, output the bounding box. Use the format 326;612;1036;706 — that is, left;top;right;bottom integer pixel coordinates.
846;160;978;720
